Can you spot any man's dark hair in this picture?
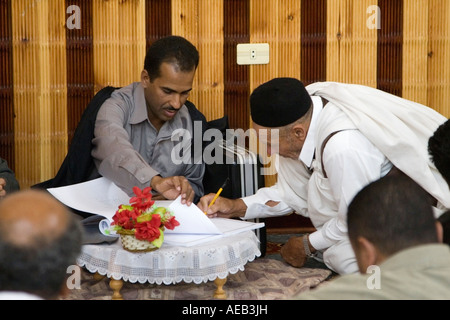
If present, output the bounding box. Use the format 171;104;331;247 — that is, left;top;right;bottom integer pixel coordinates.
144;35;199;81
347;175;438;256
428;119;450;186
428;119;450;246
0;215;83;299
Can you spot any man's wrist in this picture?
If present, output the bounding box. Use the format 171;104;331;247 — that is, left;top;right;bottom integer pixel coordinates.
231;199;247;218
150;174;162;190
303;234;317;258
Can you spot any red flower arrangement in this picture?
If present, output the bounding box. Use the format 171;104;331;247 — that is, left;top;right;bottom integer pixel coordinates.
111;186;180;250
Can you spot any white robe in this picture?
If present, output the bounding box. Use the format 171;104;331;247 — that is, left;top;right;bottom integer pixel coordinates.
245;82;450;274
306;81;450;210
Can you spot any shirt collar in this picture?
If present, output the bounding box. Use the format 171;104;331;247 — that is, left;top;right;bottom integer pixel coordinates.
299;96;323;168
380;244;450;271
130;82;148;125
129;82;186;134
129;82;189;137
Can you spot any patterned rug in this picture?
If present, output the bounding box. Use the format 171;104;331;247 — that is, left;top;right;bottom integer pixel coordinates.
62;234;333;300
62;257;332;300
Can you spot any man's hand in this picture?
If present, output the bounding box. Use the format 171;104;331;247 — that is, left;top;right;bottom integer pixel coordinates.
0;178;6;199
280;236;308;268
150;175;195;205
197;194;247;218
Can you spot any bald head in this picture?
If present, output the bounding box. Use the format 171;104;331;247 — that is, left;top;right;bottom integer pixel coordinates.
0;190;70;247
0;189;83;299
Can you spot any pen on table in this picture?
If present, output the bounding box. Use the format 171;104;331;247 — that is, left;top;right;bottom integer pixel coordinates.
204;178;229;214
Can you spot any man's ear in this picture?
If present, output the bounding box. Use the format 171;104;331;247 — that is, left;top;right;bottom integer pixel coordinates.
141;70;150;87
436;220;444;243
356;236;378;274
292;123;307;141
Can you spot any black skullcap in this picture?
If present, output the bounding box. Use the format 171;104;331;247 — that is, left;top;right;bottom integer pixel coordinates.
250;77;312;127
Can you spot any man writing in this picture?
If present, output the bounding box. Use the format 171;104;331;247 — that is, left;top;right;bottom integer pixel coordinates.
92;36;206;205
198;78;450;274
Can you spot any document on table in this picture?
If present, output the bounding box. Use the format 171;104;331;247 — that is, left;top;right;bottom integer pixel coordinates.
166;195;221;235
47;177;132;221
163;218;265;247
47;177;264;246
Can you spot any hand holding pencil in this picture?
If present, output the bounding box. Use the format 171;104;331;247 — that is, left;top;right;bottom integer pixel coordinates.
198;178;248;219
204;178;229;214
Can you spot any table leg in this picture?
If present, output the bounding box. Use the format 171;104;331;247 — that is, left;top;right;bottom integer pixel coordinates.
93;272;106;281
213;277;227;299
109;279;124;300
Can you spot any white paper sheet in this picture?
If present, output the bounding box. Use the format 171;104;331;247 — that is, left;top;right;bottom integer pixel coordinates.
166;195;221;235
164;218;265;247
47;177;130;221
47;177;264;244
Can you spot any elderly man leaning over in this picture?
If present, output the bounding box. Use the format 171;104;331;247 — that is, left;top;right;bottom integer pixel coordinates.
198;78;450;275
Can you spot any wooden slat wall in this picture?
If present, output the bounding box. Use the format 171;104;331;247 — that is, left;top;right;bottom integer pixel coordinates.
428;0;450;117
0;0;14;171
11;0;67;187
66;0;94;144
198;0;224;122
301;0;327;86
145;0;171;48
92;0;146;91
250;0;301;91
327;0;378;86
403;0;428;105
1;0;450;189
377;0;403;97
224;0;250;131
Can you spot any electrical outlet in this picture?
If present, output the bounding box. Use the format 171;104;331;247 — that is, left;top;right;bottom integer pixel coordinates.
236;43;270;65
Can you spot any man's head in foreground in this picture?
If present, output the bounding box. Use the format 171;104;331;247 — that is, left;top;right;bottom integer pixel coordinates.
347;175;440;273
0;190;83;299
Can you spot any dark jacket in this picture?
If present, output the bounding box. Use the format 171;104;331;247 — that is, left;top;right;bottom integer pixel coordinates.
33;86;208;193
0;157;20;193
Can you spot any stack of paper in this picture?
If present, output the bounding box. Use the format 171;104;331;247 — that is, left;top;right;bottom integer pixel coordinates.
47;177;264;247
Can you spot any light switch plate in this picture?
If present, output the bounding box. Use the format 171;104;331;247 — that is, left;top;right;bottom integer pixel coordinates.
236;43;270;65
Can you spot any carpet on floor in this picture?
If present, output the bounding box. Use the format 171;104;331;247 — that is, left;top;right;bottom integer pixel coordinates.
62;258;332;300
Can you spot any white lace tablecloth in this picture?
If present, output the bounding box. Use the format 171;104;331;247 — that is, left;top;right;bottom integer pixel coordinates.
77;231;261;285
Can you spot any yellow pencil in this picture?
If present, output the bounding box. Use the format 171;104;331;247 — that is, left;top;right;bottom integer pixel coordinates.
204;178;229;214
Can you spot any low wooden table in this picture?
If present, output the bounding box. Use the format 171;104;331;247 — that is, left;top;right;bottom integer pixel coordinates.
77;230;261;300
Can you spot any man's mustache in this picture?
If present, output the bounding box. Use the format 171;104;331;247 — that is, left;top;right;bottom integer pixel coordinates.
164;106;179;112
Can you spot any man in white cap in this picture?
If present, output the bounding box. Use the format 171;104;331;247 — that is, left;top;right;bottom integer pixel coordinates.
198;78;450;274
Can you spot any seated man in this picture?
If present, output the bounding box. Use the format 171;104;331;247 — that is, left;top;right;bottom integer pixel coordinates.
198;78;450;274
0;190;83;300
295;175;450;299
0;157;20;199
92;36;206;205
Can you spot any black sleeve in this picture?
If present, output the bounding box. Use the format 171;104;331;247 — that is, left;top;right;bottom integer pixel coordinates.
0;157;20;192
